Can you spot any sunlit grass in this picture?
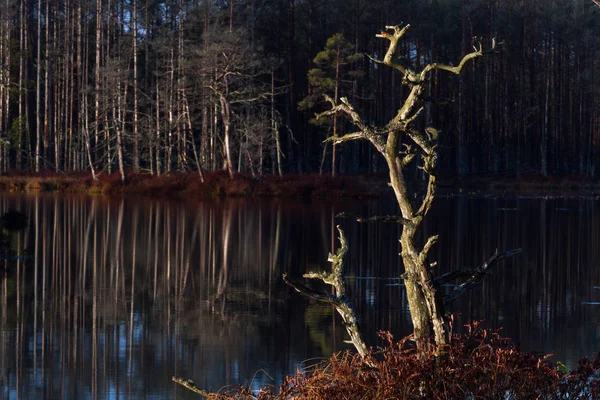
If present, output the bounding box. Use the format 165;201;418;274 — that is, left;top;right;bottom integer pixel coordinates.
0;170;382;199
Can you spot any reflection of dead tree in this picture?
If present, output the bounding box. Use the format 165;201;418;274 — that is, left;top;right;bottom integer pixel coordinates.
284;226;368;357
208;204;233;315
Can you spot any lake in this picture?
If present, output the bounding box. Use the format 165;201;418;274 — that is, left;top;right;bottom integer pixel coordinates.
1;193;599;399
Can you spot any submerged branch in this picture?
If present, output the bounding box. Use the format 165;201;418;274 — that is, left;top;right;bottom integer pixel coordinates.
441;248;522;306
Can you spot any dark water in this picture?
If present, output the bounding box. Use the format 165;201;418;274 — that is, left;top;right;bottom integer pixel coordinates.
1;193;600;399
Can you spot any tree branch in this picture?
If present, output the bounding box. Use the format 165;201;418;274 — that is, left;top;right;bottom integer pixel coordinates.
418;235;439;267
406;128;435;155
283;273;341;305
317;95;386;153
283;227;369;357
441;248;522;306
415;165;438;218
335;212;414;226
316;95;368;131
172;377;215;398
420;37;499;80
375;24;418;82
324;131;367;144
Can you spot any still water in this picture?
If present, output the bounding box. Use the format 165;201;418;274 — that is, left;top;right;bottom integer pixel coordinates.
0;193;600;399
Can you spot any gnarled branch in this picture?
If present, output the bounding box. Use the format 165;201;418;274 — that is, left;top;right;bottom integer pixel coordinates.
441;248;522;306
324;131;367;144
418;235;439;267
316;95;367;130
420;37;499;80
375;24;417;81
406;127;436;155
317;95;385;153
415;169;437;219
283;227;369;357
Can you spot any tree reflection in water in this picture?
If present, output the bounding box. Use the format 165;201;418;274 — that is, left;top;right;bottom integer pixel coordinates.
0;194;599;398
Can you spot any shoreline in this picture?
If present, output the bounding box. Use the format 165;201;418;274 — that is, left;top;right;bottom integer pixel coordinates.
1;170;600;198
0;170;385;199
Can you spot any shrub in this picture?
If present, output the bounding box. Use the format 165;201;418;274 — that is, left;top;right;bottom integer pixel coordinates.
204;323;600;399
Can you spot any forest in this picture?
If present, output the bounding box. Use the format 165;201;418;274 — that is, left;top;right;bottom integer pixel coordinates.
0;0;598;180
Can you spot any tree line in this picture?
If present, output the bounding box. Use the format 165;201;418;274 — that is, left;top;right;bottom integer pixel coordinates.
0;0;598;180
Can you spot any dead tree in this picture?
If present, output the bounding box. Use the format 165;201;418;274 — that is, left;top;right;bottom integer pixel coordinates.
286;24;520;352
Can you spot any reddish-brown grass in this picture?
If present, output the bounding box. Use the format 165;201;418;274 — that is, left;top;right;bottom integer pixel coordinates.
0;170;384;199
205;323;600;399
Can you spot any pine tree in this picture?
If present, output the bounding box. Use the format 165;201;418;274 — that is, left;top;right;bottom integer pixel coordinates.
299;33;362;177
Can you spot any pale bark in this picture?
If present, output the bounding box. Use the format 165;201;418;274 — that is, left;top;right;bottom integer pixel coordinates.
94;0;101;166
155;77;161;175
219;94;234;178
35;0;41;171
271;69;283;176
44;0;49;168
284;226;369;358
116;67;126;184
17;0;25;170
0;8;4;171
132;0;139;171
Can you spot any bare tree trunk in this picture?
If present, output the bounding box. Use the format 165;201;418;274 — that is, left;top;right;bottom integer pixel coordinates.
167;42;174;173
271;69;283;176
331;55;340;178
229;0;233;33
219;95;234;178
44;0;50;168
35;0;42;171
116;67;127;184
155;77;161;175
201;96;209;170
1;0;10;171
66;0;75;171
94;0;101;169
132;0;139;171
0;4;4;171
184;93;204;181
17;0;25;170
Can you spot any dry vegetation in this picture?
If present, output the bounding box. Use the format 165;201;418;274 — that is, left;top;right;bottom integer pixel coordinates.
0;170;383;199
195;323;600;400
